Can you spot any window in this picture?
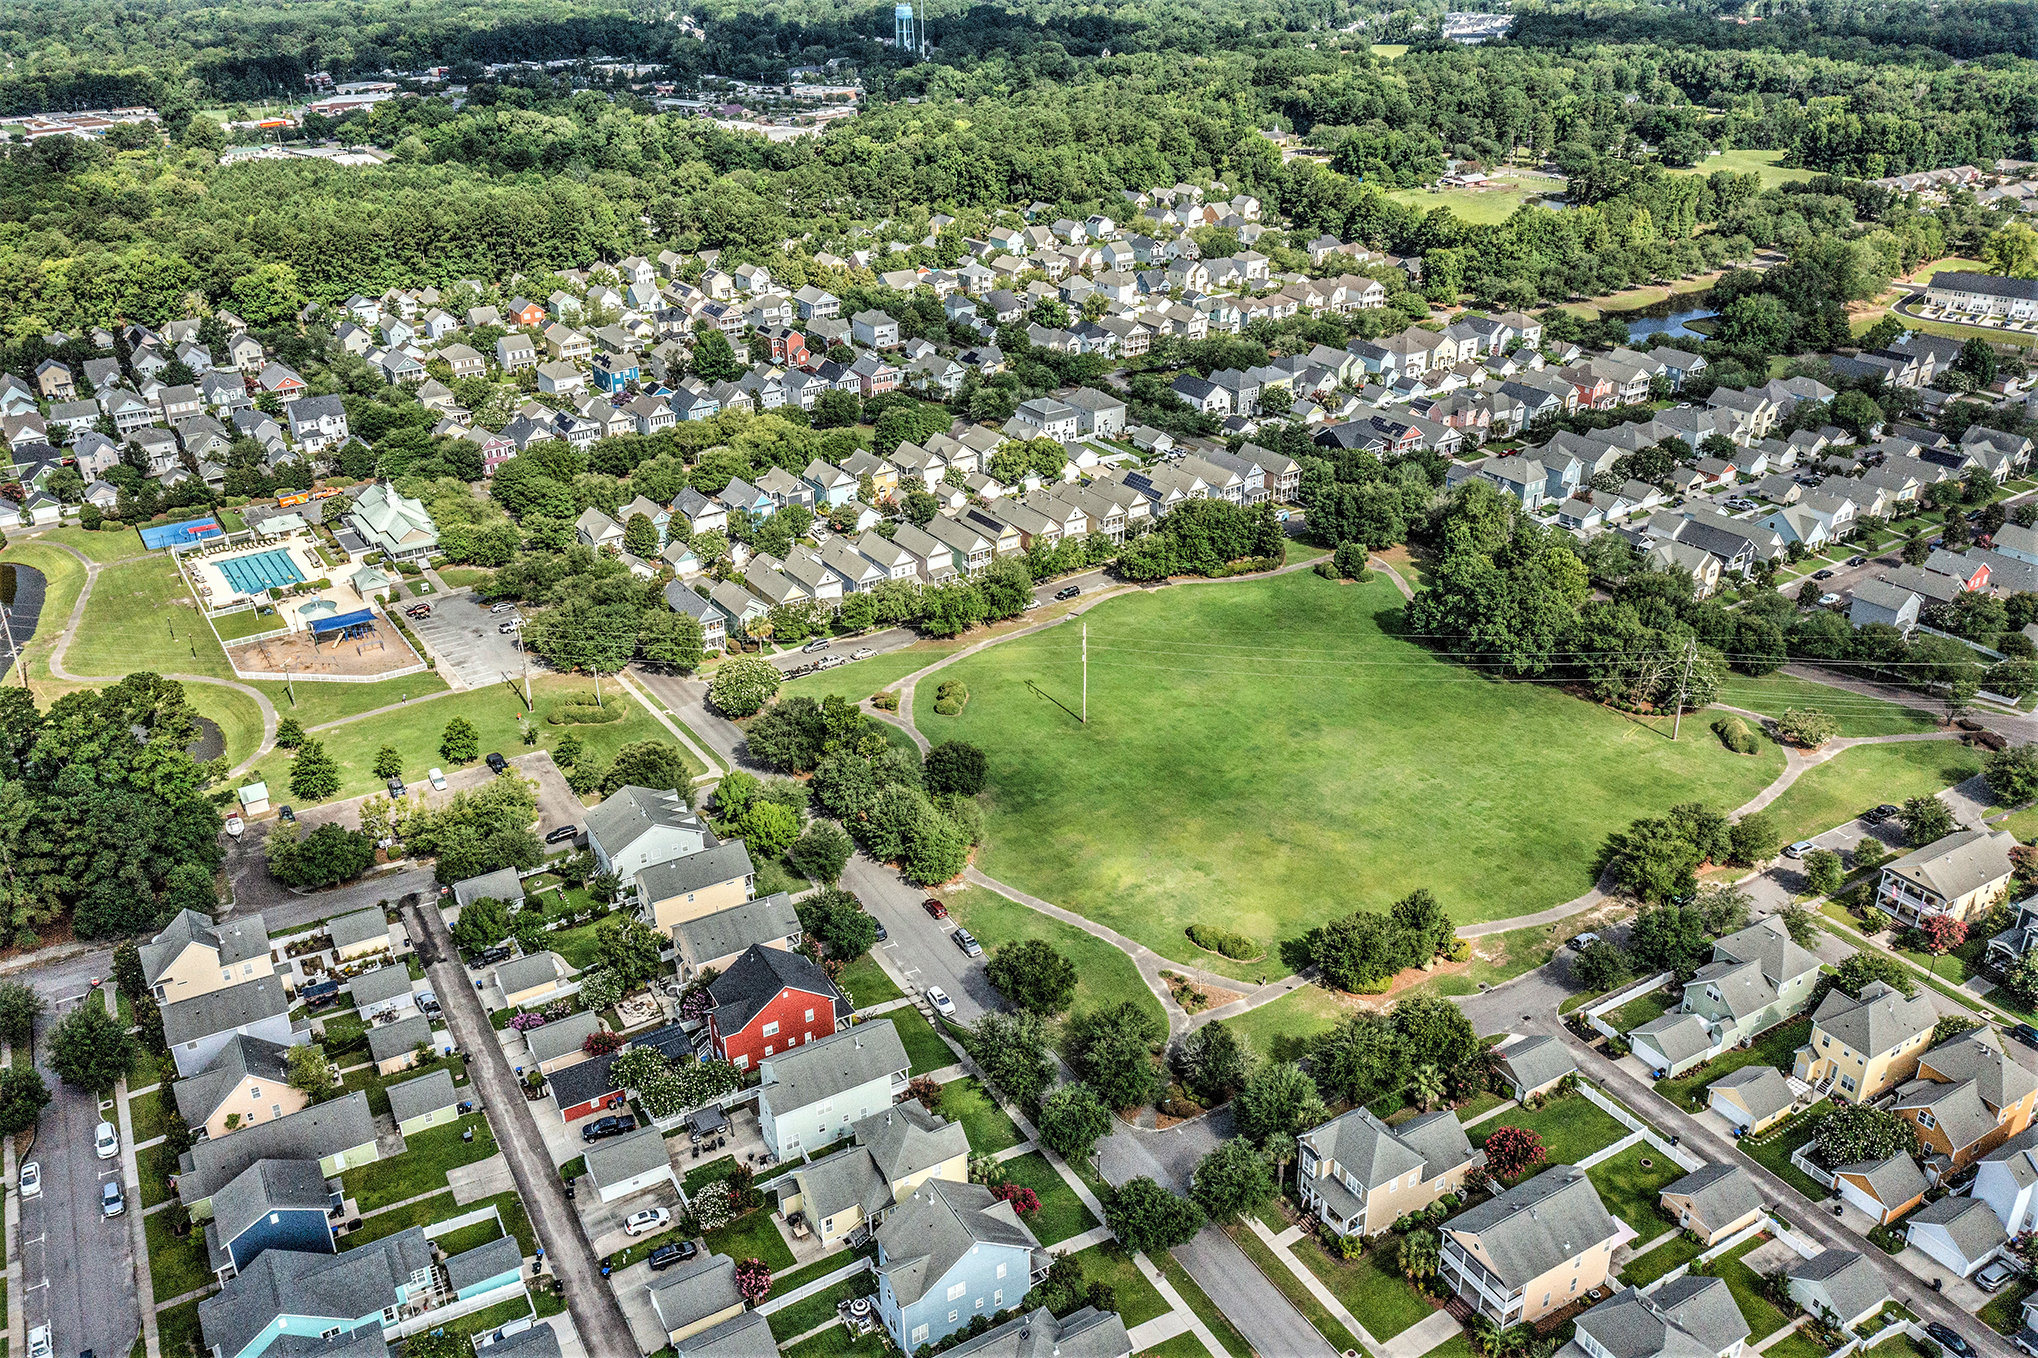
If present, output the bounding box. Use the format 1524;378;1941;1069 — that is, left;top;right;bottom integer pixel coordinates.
913;1327;929;1346
948;1282;968;1302
734;1055;748;1069
1841;1076;1857;1093
763;1045;773;1056
221;968;231;981
1918;1110;1937;1130
250;1086;261;1098
321;1329;343;1341
949;1311;960;1325
995;1263;1007;1280
762;1021;780;1037
1570;1278;1578;1293
272;1105;283;1119
805;1008;816;1022
995;1290;1004;1306
1544;1294;1551;1308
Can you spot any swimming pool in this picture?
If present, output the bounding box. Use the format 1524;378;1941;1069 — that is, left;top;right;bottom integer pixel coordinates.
217;548;306;596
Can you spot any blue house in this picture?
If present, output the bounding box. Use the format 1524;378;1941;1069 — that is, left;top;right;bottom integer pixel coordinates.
717;476;775;519
593;352;639;393
205;1160;336;1280
198;1228;435;1358
873;1180;1047;1352
670;382;720;422
800;458;859;509
443;1235;524;1300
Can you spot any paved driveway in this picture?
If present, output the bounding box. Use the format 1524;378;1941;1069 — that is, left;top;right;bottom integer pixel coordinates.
408;594;530;689
19;984;140;1358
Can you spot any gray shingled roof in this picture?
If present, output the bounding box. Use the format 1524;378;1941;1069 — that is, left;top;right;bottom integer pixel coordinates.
858;1102;969;1186
1576;1278;1748;1358
648;1252;744;1334
1494;1035;1576;1092
1787;1250;1891;1322
1663;1164;1763;1225
172;1034;295;1127
385;1068;458;1126
674;1309;776;1356
673;893;798;964
583;785;699;862
444;1234;524;1292
161;976;290;1047
1832;1153;1926;1207
1907;1194;2007;1262
637;840;754;902
522;1011;602;1066
1706;1066;1794;1126
347;963;414;1008
1919;1030;2038;1114
1811;983;1936;1058
583;1126;671;1191
496;952;565;997
366;1014;434;1064
761;1022;910;1118
1894;1078;1998;1154
943;1306;1132;1358
142;908;269;986
1880;829;2016;904
453;867;526;910
180;1090;378;1206
198;1226;429;1358
875;1179;1042;1307
1445;1166;1619;1289
326;907;388;950
1630;1011;1714;1066
210;1159;331;1254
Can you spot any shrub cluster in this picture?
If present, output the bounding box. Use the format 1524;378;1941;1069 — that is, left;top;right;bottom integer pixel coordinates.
1186;922;1261;960
547;697;628;725
1711;715;1759;754
932;678;970;716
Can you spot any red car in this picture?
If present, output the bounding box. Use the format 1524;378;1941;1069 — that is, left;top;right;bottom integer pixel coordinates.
923;898;947;919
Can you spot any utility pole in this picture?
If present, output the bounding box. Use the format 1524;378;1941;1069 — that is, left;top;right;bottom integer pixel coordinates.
1671;635;1696;741
1081;621;1087;725
521;650;532;712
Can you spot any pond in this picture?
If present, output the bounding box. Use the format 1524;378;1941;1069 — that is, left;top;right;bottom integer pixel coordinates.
1612;292;1717;342
0;563;44;649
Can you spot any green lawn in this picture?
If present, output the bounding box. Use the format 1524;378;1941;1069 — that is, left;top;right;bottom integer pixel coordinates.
1740;1100;1835;1203
703;1207;797;1272
128;1087;170;1143
247;670;450;726
1224;984;1349;1062
44;525;150;563
1384;182;1548;225
923;571;1785;980
139;1142;178;1208
884;1006;958;1076
1670;148;1816;188
156;1297;205;1358
1292;1235;1437;1340
1712;1235;1796;1339
244;672;674;804
1712;675;1940;738
770;1243;871;1296
942;884;1166;1031
997;1151;1097;1245
144;1209;213;1300
340;1113;496;1210
1619;1230;1705;1287
344;1193;458;1248
1763;1327;1826;1358
1473;1093;1629;1171
1606;989;1676;1034
1068;1243;1171;1327
1226;1223;1363;1353
433;1215;504;1257
68;553;232;680
1981;1279;2036;1335
940;1077;1024;1154
836;954;904;1007
1657;1017;1811;1110
784;1329;888;1358
1759;741;1982;846
1586;1144;1684;1235
768;1280;868;1341
0;539;88;693
189;681;269;769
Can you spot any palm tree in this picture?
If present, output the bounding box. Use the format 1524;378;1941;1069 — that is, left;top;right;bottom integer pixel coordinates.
1397;1227;1441;1285
1471;1316;1508;1358
1412;1064;1446;1111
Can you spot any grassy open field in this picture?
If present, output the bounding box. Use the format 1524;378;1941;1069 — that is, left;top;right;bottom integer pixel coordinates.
1384;182;1547;225
1223;983;1352;1061
67;553;233;680
939;883;1166;1031
1670;149;1815;188
243;673;675;803
248;670;452;725
1758;740;1982;846
921;571;1786;979
1711;675;1941;738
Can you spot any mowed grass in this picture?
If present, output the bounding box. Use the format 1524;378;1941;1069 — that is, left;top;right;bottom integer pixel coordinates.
67;552;233;679
1758;740;1981;845
1223;983;1352;1061
1291;1235;1437;1339
996;1151;1098;1245
1473;1093;1629;1173
1586;1143;1684;1235
941;884;1165;1031
1711;675;1941;738
244;674;674;803
924;571;1785;978
1384;182;1547;225
774;638;968;703
1670;149;1815;188
248;670;451;726
189;681;269;769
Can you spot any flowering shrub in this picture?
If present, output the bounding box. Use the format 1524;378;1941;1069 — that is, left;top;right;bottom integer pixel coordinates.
735;1257;772;1305
509;1012;547;1032
991;1182;1040;1217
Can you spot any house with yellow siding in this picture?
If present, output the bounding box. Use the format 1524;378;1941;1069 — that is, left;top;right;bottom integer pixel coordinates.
142;909;275;1006
172;1035;310;1141
1876;829;2017;928
582;785;756;932
1791;981;1937;1104
1658;1165;1765;1246
1297;1106;1484;1241
1441;1167;1621;1327
768;1102;971;1249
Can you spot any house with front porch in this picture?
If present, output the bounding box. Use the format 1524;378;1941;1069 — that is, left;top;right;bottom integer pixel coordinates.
1440;1167;1620;1327
769;1100;970;1249
1875;829;2017;928
1296;1106;1482;1240
1791;981;1937;1104
1891;1027;2038;1180
873;1180;1049;1352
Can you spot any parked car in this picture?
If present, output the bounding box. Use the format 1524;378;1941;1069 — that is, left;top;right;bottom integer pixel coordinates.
850;648;875;660
2011;1024;2038;1051
1848;555;1868;566
27;1324;49;1358
418;991;442;1017
95;1120;118;1159
924;898;947;918
1863;804;1899;823
1818;592;1841;607
19;1160;40;1199
1925;1325;1972;1356
278;805;296;823
952;927;983;958
429;768;448;791
1568;932;1600;951
816;654;847;670
581;1114;637;1143
475;945;512;967
490;601;518;614
387;777;407;799
802;638;831;652
873;921;888;942
1024;598;1043;611
405;604;432;620
648;1241;699;1271
486;752;508;774
1812;569;1835;580
623;1208;671;1237
1054;584;1081;601
498;621;521;635
926;986;956;1017
100;1180;124;1218
545;825;579;845
1783;840;1817;859
1976;1258;2018;1293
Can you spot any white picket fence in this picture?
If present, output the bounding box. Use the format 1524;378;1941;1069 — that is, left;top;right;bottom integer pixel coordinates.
1585;973;1676;1042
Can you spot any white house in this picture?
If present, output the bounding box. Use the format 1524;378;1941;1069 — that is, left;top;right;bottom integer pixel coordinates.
581;1126;679;1204
757;1022;911;1161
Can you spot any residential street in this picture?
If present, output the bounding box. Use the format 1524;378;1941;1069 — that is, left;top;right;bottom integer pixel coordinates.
404;898;638;1358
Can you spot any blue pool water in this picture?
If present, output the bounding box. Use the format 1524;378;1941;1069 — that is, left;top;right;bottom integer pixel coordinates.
217;548;305;596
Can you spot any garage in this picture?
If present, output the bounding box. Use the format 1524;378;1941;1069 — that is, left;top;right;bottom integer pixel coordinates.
551;1051;625;1123
583;1127;679;1205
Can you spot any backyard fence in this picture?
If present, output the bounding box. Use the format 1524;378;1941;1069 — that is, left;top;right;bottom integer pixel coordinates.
1585;972;1675;1043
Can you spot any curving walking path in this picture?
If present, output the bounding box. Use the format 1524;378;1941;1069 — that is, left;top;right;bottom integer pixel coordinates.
34;540;280;777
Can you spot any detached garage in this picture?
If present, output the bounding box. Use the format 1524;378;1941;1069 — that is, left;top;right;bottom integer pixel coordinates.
583;1127;677;1205
1906;1195;2007;1277
551;1051;625;1124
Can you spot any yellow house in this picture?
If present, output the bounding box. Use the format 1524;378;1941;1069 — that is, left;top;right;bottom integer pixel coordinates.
580;785;756;932
1705;1065;1796;1135
171;1035;310;1141
327;907;393;965
1659;1164;1765;1246
770;1102;970;1249
1792;981;1937;1104
141;909;274;1005
366;1013;435;1076
640;843;756;933
1893;1028;2038;1177
1876;828;2017;927
648;1254;749;1346
1441;1166;1621;1327
1297;1106;1484;1240
496;952;571;1009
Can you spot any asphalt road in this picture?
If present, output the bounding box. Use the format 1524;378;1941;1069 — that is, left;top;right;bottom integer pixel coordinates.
18;983;140;1358
841;853;1002;1020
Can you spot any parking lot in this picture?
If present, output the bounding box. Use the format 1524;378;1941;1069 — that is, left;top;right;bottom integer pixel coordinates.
406;593;530;689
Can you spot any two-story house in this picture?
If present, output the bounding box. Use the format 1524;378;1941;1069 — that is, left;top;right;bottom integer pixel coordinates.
177;1092;381;1220
873;1179;1049;1351
1441;1167;1620;1326
204;1159;338;1280
1791;981;1937;1104
1574;1279;1750;1358
702;944;849;1070
1876;829;2018;928
770;1099;970;1249
583;784;755;930
1659;1165;1765;1247
757;1021;911;1160
1891;1028;2038;1179
1628;918;1822;1078
143;909;274;1005
672;891;800;984
163;976;298;1080
173;1035;309;1141
1295;1107;1483;1239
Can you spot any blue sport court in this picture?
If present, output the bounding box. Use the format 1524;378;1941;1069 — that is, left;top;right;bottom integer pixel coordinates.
216;548;305;595
137;517;222;551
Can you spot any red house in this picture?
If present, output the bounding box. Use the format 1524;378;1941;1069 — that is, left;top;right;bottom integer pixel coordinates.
765;327;809;367
504;297;548;327
703;945;849;1071
550;1049;624;1123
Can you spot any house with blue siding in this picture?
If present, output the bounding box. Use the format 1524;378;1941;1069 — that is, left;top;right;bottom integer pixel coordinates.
873;1179;1049;1351
198;1228;435;1358
204;1160;337;1280
443;1235;524;1300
